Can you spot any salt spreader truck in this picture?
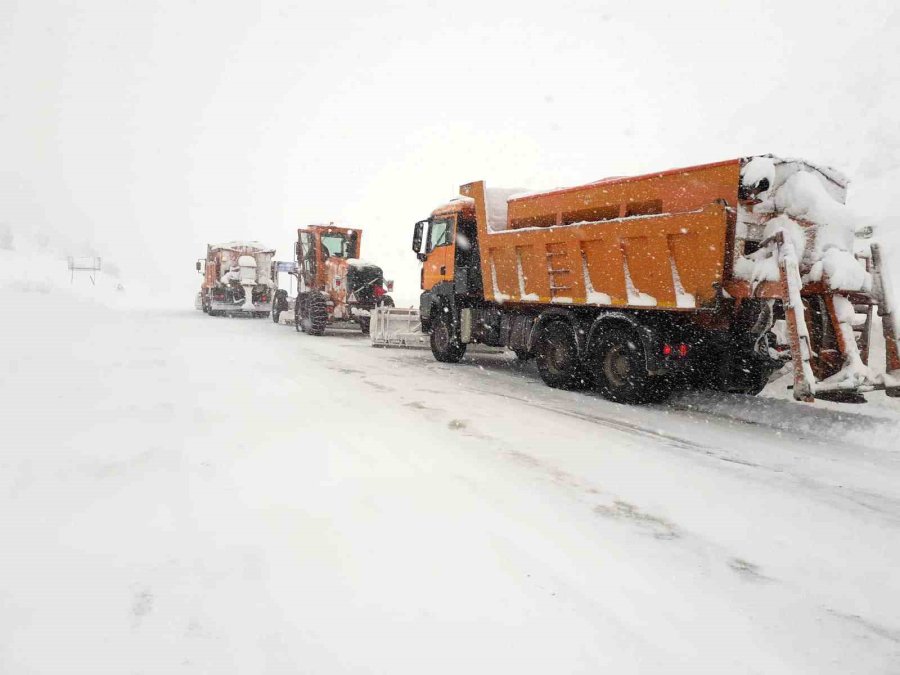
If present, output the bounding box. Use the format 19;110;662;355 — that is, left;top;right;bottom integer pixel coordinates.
196;241;275;317
411;156;900;403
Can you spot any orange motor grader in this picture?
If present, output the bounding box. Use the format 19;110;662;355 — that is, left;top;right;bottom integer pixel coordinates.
293;224;394;335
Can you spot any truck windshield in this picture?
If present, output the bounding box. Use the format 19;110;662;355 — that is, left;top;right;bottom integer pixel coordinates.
321;233;351;258
428;218;452;251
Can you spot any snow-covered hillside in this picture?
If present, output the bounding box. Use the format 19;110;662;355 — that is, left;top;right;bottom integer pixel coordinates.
2;250;899;673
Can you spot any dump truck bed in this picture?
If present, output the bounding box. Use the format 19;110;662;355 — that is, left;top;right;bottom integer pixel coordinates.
463;160;741;310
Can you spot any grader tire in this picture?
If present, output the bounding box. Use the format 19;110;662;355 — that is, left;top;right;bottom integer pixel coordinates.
301;293;328;336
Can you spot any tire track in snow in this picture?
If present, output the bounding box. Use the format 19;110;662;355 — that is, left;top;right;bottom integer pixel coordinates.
455;384;900;525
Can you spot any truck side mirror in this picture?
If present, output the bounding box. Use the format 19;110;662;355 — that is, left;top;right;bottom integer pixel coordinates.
295;241;301;260
195;260;202;273
412;220;425;254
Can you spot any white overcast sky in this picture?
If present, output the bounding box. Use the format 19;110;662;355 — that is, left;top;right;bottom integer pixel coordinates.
2;0;898;302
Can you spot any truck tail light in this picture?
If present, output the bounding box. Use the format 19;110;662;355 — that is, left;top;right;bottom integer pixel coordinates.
663;343;689;358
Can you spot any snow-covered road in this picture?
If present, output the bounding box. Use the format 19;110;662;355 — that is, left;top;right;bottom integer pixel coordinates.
2;289;900;673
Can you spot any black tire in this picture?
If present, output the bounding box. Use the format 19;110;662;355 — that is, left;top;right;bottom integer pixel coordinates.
272;290;288;324
359;317;371;334
535;321;585;389
718;358;773;396
294;293;306;333
430;311;466;363
591;328;669;403
514;348;530;361
299;292;328;336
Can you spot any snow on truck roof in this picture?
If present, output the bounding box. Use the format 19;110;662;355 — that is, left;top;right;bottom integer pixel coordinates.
443;155;852;238
452;156;846;206
209;241;275;253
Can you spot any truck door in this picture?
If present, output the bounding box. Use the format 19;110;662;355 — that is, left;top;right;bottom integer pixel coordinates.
423;216;456;290
296;230;318;291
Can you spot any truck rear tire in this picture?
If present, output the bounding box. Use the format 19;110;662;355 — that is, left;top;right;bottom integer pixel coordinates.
535;321;585;389
299;292;328;336
716;357;773;396
272;290;288;324
430;312;466;363
591;328;669;403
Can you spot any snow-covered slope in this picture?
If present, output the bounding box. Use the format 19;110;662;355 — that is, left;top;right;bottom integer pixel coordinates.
0;237;186;311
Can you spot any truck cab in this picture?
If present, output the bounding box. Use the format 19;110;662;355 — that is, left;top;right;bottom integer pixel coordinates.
412;199;483;331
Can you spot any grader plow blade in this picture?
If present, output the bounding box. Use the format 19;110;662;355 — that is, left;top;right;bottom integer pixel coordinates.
369;307;429;348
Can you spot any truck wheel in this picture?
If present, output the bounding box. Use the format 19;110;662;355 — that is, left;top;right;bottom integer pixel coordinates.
359;317;371;334
535;321;585;389
514;348;531;361
591;328;668;403
430;312;466;363
272;290;286;323
300;292;328;336
718;357;774;396
294;293;306;332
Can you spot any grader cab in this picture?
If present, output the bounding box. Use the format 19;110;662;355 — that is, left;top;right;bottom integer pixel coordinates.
293;224;394;335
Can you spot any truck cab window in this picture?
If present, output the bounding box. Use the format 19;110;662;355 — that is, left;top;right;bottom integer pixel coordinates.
427;218;452;251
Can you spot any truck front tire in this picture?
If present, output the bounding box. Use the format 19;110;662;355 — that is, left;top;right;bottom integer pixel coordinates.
430;312;466;363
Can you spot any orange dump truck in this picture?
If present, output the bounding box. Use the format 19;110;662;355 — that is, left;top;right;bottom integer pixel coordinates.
411;156;900;403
